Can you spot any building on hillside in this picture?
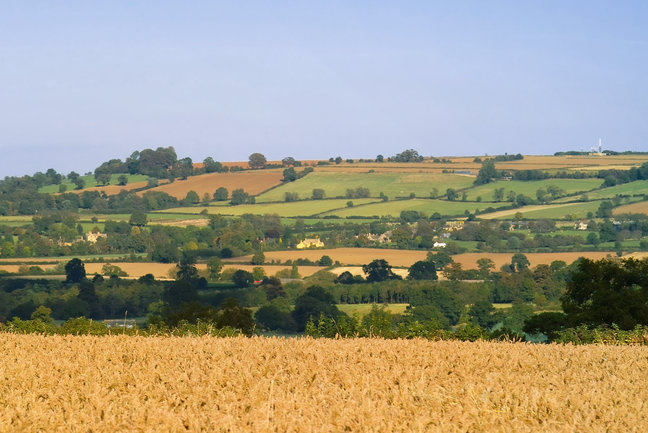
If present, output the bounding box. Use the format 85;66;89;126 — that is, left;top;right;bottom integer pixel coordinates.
444;220;464;231
433;242;447;248
296;237;325;249
86;232;107;243
575;221;588;230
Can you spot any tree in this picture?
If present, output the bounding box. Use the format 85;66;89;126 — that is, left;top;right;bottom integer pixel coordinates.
260;276;286;301
477;258;495;278
183;190;200;206
129;210;147;227
468;299;499;329
511;253;530;272
176;253;199;282
446;188;457;201
213;187;229;201
65;258;86;283
248;153;267;169
561;258;648;330
232;269;254;288
251;251;265;265
230;189;249;205
203;157;223;173
216;298;255;335
376;154;384;162
95;172;112;186
282;156;296;167
163;280;199;309
292;285;344;331
407;260;438;280
318;255;333;266
362;259;402;282
474;159;498;185
117;174;129;186
312;188;325;200
282;167;297;182
207;257;223;280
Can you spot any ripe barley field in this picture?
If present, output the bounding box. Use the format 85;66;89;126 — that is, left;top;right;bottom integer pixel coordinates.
1;335;647;432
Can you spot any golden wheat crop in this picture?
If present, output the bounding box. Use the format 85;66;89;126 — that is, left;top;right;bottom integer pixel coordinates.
1;335;647;432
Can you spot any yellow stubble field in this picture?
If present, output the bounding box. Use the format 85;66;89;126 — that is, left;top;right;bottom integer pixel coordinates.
1;334;647;432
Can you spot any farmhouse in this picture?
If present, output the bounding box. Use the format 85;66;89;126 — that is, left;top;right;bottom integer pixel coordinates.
296;237;325;249
433;242;447;248
575;221;588;230
86;232;107;243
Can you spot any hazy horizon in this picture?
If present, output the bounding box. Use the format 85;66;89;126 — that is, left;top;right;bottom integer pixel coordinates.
1;1;647;177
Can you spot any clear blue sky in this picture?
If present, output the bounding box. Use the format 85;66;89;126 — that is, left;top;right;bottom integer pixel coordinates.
1;1;647;176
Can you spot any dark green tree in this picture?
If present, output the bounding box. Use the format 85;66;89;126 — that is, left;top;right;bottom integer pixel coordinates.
407;260;438;280
474;159;498;185
292;285;344;331
129;210;148;227
213;187;229;201
561;258;648;330
362;259;402;282
232;269;254;288
248;153;267;169
65;258;86;283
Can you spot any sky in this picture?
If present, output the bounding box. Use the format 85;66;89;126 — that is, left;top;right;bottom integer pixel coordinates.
1;1;647;177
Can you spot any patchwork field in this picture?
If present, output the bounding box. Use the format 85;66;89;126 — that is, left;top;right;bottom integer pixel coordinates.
143;169;285;199
256;171;475;202
2;335;647;432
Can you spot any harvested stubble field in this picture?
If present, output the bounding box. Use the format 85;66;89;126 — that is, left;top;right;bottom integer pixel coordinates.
614;200;648;216
1;335;647;432
142;169;285;199
243;248;616;270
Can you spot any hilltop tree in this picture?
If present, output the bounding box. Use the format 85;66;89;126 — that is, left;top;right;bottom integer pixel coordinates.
248;153;267;169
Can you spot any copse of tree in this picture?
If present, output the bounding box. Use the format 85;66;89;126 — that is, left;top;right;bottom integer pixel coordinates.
561;258;648;330
362;259;402;282
202;157;225;173
474;159;498;185
390;149;424;163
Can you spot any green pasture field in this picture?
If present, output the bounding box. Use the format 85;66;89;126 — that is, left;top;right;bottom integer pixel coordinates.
336;303;409;318
0;216;32;227
481;201;602;220
158;198;380;217
321;198;503;218
463;178;603;201
255;172;475;203
553;180;648;202
39;174;149;193
280;217;380;226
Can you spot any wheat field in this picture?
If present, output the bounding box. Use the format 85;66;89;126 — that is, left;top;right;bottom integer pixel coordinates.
1;335;647;432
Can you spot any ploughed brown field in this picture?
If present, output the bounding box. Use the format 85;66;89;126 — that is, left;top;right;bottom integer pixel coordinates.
240;248;618;269
141;169;285;199
1;334;647;432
